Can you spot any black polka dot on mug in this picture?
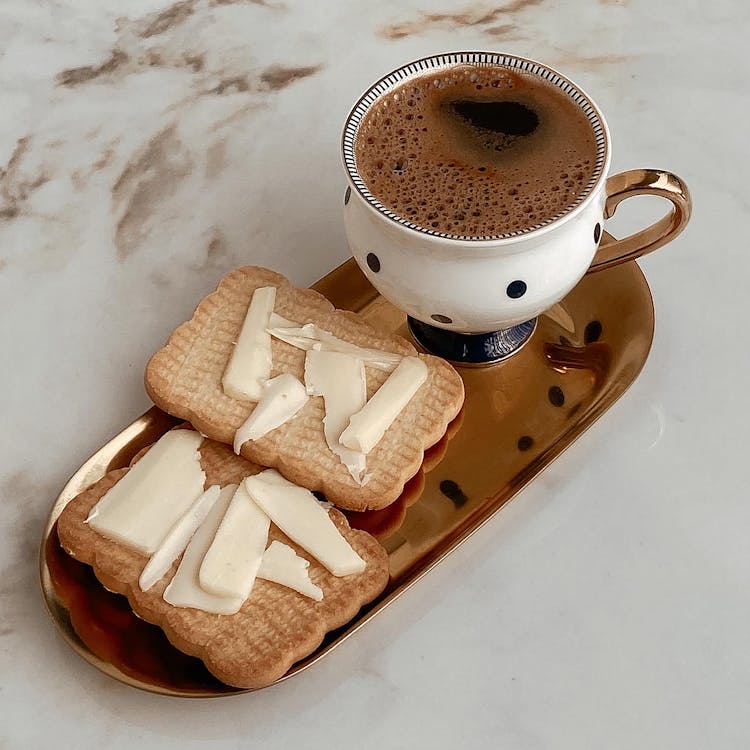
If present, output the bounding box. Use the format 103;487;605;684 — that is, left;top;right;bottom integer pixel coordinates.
366;253;380;273
594;222;601;243
344;186;351;205
506;280;527;299
431;313;452;324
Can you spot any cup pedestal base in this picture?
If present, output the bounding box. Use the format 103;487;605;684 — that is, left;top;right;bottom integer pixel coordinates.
407;317;538;366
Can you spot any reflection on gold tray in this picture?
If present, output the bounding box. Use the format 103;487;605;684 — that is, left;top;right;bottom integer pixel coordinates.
39;249;654;697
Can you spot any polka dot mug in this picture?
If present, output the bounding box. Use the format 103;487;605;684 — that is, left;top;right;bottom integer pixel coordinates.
342;52;690;336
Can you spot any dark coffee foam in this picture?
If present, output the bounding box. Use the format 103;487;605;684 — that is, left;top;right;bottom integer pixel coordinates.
354;65;599;238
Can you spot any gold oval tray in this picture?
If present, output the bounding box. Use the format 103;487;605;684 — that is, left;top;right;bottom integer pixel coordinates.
39;253;654;697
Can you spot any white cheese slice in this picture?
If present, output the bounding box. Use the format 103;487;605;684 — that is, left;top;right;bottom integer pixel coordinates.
198;481;270;600
266;325;317;352
163;485;243;614
267;321;401;372
257;541;323;601
269;312;296;328
86;430;206;555
245;470;365;577
139;484;221;591
222;285;276;402
304;349;367;483
233;373;308;453
340;356;428;455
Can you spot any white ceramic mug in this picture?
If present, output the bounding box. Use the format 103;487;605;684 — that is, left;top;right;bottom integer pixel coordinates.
342;52;691;336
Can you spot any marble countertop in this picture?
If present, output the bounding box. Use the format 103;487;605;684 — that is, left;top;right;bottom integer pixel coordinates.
2;0;747;747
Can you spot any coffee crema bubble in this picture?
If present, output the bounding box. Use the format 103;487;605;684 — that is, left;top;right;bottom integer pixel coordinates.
354;65;599;238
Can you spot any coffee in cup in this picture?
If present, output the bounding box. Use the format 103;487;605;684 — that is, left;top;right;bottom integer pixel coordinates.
353;64;602;238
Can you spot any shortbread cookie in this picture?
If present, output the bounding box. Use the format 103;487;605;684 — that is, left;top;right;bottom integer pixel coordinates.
57;434;389;690
145;267;464;511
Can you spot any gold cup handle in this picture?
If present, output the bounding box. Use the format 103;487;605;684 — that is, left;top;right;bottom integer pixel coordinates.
588;169;692;273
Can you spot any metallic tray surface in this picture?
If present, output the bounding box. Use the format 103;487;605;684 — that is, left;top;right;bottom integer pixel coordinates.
40;252;654;697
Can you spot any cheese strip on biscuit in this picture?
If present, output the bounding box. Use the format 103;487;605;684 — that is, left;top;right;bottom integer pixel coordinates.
163;485;244;614
304;349;367;484
340;356;428;454
257;541;323;601
267;319;401;372
198;482;270;600
86;430;206;555
139;484;221;591
245;470;365;576
234;373;309;453
222;285;276;402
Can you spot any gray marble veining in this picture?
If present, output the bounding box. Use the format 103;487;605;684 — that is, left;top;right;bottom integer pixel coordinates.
1;0;748;747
